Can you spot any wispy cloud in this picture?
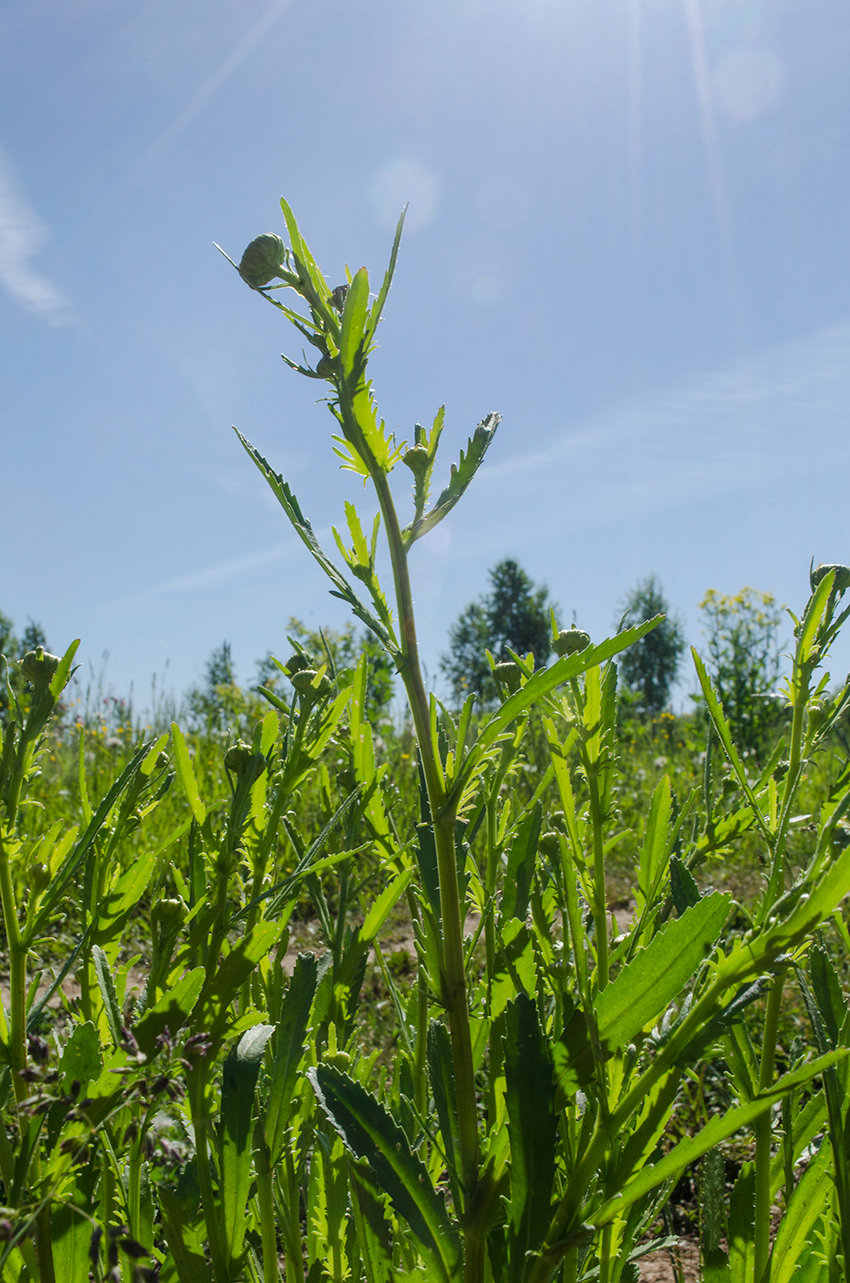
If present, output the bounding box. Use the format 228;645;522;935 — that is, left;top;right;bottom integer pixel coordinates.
479;322;850;539
98;540;301;612
0;148;70;323
126;0;293;185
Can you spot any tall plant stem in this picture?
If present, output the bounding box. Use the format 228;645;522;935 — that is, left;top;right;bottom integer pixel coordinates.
371;470;481;1230
754;970;784;1283
0;841;28;1111
189;1062;229;1283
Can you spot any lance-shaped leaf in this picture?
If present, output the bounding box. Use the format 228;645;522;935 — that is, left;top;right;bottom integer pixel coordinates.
309;1065;462;1283
594;892;731;1054
504;994;557;1283
171;722;205;825
769;1138;833;1283
451;618;661;812
592;1048;849;1227
221;1024;275;1272
235;429;397;652
501;803;543;924
264;953;319;1164
402;413;501;548
348;1158;395;1283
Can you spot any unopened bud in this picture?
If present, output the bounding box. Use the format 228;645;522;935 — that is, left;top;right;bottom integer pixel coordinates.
553;628;591;657
238;233;288;288
20;647;61;689
292;669;331;698
402;443;430;476
330;284;349;312
284;652;313;677
538;831;560;857
492;662;522;694
810;562;850;593
224;742;255;774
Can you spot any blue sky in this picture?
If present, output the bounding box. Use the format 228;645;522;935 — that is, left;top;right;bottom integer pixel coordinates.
1;0;848;712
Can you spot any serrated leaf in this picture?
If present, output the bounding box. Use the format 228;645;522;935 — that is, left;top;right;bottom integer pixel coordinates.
134;967;205;1059
264;953;319;1164
593;1049;849;1227
310;1065;461;1283
501;803;542;924
92;945;122;1049
59;1021;102;1087
504;994;557;1282
235;429;396;651
403;413;500;547
221;1024;275;1269
769;1138;832;1283
595;892;731;1053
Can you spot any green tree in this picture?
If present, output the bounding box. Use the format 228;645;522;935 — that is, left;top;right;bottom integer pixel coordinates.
440;559;554;705
617;575;685;715
185;640;244;732
699;586;785;755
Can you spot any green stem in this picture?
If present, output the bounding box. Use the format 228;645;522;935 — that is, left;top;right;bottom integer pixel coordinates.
754;972;784;1283
0;838;28;1109
189;1063;229;1283
587;770;609;991
255;1131;280;1283
370;469;481;1261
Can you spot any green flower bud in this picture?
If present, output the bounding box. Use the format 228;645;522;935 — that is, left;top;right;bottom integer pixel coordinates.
284;652;313;677
538;831;560;857
402;443;430;476
238;233;288;288
224;742;255;774
807;701;828;733
151;897;186;928
20;647;61;689
810;563;850;593
30;863;50;893
492;661;522;694
553;627;591;657
323;1049;351;1072
330;284;349;312
292;669;331;698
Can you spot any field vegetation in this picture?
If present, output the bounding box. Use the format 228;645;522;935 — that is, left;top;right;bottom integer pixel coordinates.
1;204;849;1283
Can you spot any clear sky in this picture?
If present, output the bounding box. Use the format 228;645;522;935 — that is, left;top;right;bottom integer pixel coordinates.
1;0;848;713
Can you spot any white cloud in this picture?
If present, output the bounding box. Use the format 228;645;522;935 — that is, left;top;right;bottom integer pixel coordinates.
481;322;850;534
0;149;70;323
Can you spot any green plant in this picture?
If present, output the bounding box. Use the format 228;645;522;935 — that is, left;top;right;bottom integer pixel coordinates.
441;559;555;706
219;203;850;1283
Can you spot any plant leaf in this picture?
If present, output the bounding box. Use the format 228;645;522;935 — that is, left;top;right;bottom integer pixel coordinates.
221;1023;275;1270
403;413;500;548
592;1049;849;1227
310;1065;462;1283
235;429;397;651
595;893;731;1054
264;953;319;1164
504;994;557;1282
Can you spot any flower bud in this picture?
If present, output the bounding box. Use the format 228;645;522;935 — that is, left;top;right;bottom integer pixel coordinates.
402;443;430;477
538;831;560;857
810;563;850;593
238;233;288;288
553;627;591;657
284;652;313;677
20;647;61;689
492;661;522;694
330;284;349;312
224;742;255;774
292;669;331;698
